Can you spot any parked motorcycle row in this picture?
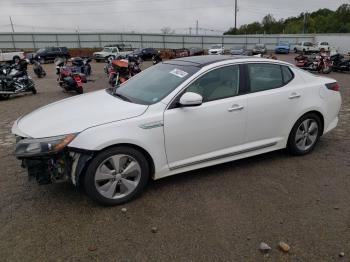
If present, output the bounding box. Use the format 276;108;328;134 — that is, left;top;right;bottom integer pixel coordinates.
0;55;93;100
295;52;350;74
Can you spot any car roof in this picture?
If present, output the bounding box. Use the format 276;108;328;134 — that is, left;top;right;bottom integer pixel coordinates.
164;55;291;67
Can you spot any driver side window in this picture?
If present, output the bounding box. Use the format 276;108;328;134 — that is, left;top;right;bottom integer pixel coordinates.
186;65;240;102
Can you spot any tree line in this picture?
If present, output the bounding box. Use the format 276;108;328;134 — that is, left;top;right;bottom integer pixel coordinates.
224;4;350;35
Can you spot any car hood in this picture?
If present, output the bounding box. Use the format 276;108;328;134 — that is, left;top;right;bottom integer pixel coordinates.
13;90;148;138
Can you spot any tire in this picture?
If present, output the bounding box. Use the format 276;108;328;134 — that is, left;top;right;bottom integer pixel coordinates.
288;113;322;156
0;94;10;100
32;87;37;94
322;64;332;74
84;146;150;205
75;87;83;94
294;48;297;53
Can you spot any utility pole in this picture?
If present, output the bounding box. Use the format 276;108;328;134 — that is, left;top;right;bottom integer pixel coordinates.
9;16;15;32
189;27;192;35
234;0;237;33
303;12;306;34
196;20;199;35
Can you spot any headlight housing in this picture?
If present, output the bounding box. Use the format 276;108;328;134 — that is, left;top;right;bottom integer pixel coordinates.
15;133;78;158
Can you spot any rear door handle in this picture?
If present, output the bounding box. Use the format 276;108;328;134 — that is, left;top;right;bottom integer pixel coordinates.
289;92;301;99
228;104;244;112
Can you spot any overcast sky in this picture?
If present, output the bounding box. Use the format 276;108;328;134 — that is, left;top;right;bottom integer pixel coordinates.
0;0;348;34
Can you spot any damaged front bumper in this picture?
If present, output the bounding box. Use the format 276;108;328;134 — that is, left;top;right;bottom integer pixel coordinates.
15;134;93;186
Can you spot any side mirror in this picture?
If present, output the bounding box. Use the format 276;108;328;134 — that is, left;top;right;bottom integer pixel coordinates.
179;92;203;107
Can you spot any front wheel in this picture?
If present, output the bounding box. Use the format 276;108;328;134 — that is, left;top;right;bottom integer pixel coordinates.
288;113;322;155
84;146;150;205
322;64;332;74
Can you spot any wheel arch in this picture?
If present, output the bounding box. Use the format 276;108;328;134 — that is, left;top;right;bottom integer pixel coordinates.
287;110;325;145
76;143;155;188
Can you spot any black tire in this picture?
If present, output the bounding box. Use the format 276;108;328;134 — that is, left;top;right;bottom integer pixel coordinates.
75;87;83;94
294;48;297;53
83;146;150;205
32;87;37;94
288;113;322;156
0;94;10;100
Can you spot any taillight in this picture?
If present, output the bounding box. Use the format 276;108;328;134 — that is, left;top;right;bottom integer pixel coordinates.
326;82;340;92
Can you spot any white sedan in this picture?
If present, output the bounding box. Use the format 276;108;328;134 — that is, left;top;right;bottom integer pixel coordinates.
12;56;342;205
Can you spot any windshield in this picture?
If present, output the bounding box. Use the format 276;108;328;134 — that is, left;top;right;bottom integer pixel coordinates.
110;63;199;105
279;42;289;46
304;42;313;46
102;48;113;52
210;45;222;49
255;44;265;48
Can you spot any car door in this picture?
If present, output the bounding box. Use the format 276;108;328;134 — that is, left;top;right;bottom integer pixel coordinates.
244;63;303;145
163;64;248;169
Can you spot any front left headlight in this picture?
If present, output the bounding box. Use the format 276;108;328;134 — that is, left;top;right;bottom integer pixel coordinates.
15;133;78;158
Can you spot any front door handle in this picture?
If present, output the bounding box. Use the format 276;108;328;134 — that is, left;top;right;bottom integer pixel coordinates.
228;104;244;112
289;92;301;99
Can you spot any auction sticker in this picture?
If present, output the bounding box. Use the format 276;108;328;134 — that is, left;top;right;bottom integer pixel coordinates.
170;68;188;78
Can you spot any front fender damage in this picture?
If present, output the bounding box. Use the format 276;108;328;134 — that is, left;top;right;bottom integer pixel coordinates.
21;149;94;187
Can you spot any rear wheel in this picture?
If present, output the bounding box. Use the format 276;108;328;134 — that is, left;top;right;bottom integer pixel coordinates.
288;113;322;155
84;146;150;205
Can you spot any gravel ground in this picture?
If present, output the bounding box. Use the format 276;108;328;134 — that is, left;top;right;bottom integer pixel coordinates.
0;55;349;261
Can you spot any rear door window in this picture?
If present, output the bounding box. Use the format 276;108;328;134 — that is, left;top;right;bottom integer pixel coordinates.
247;63;283;92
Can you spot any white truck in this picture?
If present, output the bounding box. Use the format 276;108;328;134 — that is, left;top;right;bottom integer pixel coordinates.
0;49;25;62
93;45;133;62
293;42;318;54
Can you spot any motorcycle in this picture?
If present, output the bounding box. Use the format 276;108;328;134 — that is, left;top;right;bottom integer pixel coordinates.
55;58;87;94
70;57;92;76
108;56;141;87
331;53;350;73
295;54;332;74
0;63;37;100
32;58;46;78
152;51;162;65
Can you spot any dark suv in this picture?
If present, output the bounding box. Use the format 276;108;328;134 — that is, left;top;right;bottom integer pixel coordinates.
130;48;158;61
34;47;70;63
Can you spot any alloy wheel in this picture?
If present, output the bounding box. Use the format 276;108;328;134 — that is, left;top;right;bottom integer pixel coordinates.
94;154;141;199
295;119;319;151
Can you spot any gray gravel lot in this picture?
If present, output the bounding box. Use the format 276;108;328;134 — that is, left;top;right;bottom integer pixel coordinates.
0;55;349;261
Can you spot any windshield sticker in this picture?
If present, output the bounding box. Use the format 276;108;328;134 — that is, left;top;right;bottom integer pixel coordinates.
170;68;188;78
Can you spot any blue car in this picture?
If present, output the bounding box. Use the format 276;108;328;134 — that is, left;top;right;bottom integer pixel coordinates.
275;42;290;54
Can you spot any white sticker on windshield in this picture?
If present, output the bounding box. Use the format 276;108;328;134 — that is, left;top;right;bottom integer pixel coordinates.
170;68;188;78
